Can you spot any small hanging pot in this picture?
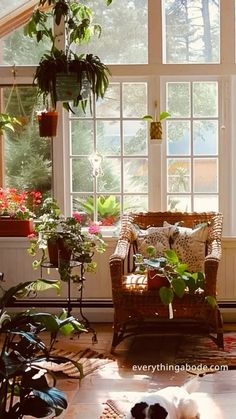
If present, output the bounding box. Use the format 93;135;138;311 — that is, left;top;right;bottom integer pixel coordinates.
38;111;58;137
150;121;162;140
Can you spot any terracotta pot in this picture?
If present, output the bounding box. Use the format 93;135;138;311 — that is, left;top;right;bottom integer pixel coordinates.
0;218;34;237
150;121;162;140
38;111;58;137
147;270;169;290
47;237;72;267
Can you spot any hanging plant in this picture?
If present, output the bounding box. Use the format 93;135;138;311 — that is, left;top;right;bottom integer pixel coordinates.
143;111;170;140
24;0;112;113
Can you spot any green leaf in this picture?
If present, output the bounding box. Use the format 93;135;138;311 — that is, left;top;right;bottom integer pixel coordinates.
159;111;171;121
159;287;174;305
142;114;153;121
165;249;179;264
206;295;217;308
171;278;186;298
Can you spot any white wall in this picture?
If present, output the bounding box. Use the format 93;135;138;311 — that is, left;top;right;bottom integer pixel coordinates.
0;237;236;321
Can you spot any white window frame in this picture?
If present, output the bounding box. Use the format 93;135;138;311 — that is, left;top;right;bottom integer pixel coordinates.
0;0;236;236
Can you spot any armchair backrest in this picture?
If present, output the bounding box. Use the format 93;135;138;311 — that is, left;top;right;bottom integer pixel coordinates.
119;211;223;273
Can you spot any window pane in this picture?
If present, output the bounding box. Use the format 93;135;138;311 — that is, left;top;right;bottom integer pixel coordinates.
167;196;191;212
72;195;94;225
2;86;52;195
167;159;191;193
97;158;121;193
194;195;218;211
71;121;94;155
97;121;120;156
123;83;148;118
123;121;147;156
167;121;190;155
124;158;148;193
124;195;148;212
193;82;218;117
96;84;120;118
167;83;190;117
163;0;220;64
193;158;218;192
193;120;218;155
76;0;148;64
72;159;93;192
0;23;52;65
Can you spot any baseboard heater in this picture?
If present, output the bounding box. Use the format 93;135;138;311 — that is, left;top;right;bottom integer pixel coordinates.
6;299;236;309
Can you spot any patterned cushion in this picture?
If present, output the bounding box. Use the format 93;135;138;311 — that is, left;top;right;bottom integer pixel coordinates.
163;221;209;272
133;225;176;257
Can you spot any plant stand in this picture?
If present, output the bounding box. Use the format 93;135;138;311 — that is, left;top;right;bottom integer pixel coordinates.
40;259;97;343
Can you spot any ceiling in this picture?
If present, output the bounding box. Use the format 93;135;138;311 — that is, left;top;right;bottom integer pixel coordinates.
0;0;39;38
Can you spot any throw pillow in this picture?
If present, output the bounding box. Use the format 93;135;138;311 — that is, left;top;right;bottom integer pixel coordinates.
163;221;209;272
133;225;176;257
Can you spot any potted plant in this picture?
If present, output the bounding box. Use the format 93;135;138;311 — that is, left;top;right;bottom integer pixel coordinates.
142;111;170;140
37;109;59;137
24;0;112;114
0;278;86;418
28;198;107;277
0;188;42;237
134;248;217;308
78;195;120;226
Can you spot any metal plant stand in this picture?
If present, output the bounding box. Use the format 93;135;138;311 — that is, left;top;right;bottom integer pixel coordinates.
40;259;97;343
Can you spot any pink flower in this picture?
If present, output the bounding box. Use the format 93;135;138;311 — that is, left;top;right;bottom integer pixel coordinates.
88;222;101;234
28;233;36;239
72;211;82;222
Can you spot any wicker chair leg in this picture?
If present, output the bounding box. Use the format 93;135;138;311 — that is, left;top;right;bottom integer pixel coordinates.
216;308;224;349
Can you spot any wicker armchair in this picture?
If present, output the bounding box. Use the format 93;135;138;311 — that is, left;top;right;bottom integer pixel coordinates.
109;211;223;352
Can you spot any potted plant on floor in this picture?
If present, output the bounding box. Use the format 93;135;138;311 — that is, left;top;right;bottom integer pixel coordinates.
0;278;86;418
24;0;112;114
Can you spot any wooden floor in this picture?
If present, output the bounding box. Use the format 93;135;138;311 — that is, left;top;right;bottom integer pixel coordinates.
49;323;236;419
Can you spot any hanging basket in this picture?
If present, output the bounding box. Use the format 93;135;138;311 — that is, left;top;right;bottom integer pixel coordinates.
150;121;162;140
55;71;90;102
38;111;58;137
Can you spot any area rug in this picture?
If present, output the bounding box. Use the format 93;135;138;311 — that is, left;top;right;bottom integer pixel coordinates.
36;347;115;378
175;332;236;369
99;399;128;418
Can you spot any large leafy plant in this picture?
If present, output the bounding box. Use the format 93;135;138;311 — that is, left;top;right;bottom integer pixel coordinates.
0;279;86;418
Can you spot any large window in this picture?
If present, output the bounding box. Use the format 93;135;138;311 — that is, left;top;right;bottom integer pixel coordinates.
165;80;219;212
163;0;220;63
0;86;52;195
1;0;236;235
69;82;148;225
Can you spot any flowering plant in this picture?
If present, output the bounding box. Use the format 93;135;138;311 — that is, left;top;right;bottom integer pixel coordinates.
28;199;107;278
0;188;42;220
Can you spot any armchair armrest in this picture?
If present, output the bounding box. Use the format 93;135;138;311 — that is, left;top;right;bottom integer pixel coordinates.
204;239;222;296
109;239;130;290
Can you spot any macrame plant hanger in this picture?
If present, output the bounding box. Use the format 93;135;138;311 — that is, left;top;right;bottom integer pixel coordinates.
4;65;28;126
